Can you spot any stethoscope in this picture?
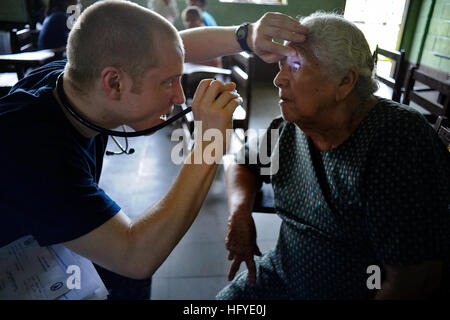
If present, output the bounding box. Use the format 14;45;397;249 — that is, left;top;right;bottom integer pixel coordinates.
56;72;192;155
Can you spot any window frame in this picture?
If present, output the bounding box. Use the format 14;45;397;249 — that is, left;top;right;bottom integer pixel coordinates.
219;0;288;5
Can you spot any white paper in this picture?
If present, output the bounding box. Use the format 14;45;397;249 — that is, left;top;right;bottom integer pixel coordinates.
0;236;69;300
0;236;108;300
49;244;108;300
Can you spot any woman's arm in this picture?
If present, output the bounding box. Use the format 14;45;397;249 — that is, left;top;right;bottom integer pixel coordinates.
224;162;265;286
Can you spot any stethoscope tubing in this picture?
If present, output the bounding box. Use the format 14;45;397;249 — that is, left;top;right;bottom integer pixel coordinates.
56;72;192;137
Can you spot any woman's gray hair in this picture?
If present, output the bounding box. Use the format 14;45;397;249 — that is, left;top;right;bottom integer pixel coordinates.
298;11;378;101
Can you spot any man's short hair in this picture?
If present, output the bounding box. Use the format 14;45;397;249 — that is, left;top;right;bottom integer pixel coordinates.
297;12;378;101
65;0;182;93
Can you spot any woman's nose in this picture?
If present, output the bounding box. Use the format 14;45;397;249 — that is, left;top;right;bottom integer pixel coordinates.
273;71;286;88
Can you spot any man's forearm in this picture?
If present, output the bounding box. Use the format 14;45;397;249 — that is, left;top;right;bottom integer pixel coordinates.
180;26;241;63
181;13;309;65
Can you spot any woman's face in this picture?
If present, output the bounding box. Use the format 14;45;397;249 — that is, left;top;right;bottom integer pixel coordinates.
273;43;339;131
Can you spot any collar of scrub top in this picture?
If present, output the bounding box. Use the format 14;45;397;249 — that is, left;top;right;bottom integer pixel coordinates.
55;72;192;138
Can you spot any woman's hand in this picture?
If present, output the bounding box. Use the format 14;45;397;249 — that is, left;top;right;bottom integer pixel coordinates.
225;211;262;287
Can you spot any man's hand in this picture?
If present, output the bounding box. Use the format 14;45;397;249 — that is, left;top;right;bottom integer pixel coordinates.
248;12;308;63
190;79;242;155
225;212;262;287
191;79;242;132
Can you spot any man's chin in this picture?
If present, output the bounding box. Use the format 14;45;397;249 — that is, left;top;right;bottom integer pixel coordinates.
144;132;156;136
129;117;166;135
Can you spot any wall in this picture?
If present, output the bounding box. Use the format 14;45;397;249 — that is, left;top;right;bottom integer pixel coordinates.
173;0;345;30
0;0;29;23
79;0;345;80
421;0;450;72
403;0;450;74
80;0;346;30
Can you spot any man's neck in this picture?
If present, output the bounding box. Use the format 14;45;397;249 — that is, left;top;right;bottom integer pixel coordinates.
53;77;107;138
304;96;377;152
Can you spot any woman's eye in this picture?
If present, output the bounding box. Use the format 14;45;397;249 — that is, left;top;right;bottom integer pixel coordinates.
290;62;300;72
164;79;174;87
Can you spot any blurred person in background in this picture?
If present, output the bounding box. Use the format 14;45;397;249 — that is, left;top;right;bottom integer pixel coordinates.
37;0;79;50
187;0;217;26
182;6;222;68
148;0;179;25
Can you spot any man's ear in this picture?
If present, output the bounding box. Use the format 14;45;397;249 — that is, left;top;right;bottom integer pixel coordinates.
101;67;123;100
336;67;358;102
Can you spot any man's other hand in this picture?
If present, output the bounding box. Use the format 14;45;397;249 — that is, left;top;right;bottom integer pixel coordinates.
248;12;308;63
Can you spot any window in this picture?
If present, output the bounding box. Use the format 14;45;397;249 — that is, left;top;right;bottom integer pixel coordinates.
219;0;287;5
344;0;408;52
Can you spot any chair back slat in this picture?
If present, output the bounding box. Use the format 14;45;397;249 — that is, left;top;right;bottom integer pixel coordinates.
373;45;407;102
402;66;450;122
434;116;450;151
223;52;254;132
10;28;33;53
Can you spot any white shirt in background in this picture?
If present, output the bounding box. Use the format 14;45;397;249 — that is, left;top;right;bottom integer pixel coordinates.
148;0;179;25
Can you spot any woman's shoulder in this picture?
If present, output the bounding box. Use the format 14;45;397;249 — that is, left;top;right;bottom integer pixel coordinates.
364;97;434;142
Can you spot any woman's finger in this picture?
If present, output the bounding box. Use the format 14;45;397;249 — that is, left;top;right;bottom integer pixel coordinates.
228;259;242;281
245;258;257;287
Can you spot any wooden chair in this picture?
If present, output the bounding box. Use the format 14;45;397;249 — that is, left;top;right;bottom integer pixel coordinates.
373;45;407;102
0;27;63;97
402;67;450;123
253;183;276;214
222;52;255;133
434;116;450;151
180;62;232;132
10;27;34;53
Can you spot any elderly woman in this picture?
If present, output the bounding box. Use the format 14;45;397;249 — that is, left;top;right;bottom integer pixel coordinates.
217;12;450;300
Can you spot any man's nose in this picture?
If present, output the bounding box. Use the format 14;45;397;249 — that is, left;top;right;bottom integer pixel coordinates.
172;80;186;105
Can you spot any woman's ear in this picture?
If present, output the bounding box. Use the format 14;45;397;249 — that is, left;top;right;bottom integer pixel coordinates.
336;67;358;102
101;67;123;100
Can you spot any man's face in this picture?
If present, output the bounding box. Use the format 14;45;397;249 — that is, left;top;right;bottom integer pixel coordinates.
273;43;338;131
184;12;204;28
120;37;185;132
